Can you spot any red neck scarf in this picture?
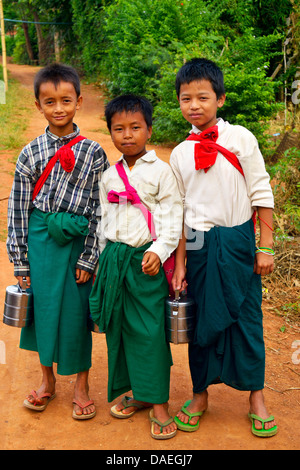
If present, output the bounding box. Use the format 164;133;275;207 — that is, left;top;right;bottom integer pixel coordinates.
107;161;157;239
186;125;244;177
186;124;258;232
32;135;85;201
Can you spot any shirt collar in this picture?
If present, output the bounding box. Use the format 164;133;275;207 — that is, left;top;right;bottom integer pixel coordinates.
118;149;158;166
46;123;80;144
190;117;225;135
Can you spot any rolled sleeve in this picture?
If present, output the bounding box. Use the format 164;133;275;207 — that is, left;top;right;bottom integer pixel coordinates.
145;167;183;263
237;129;274;209
7;148;34;276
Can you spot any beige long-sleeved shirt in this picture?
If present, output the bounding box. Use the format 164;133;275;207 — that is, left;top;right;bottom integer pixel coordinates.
170;118;274;232
97;150;183;263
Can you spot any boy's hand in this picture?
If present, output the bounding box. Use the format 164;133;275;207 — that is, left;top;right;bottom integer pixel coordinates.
16;276;31;289
171;264;187;293
253;252;274;276
76;268;92;284
142;251;161;276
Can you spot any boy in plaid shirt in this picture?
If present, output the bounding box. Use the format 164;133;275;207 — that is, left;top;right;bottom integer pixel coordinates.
7;63;109;419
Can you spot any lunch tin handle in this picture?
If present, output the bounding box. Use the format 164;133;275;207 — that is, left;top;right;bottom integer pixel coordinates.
172;290;180;315
18;277;29;293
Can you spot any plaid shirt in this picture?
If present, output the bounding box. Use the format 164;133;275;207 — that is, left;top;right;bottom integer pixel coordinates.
7;124;109;276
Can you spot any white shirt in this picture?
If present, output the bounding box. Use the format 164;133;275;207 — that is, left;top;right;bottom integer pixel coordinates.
170;118;274;231
97;150;183;263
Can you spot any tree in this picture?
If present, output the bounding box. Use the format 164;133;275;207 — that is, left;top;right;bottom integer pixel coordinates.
4;0;73;65
69;0;110;76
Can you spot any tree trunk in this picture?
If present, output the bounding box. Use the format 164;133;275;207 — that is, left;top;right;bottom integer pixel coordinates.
32;11;47;64
22;22;35;61
54;31;60;62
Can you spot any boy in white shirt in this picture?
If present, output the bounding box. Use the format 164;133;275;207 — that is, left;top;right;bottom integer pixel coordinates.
89;94;182;439
170;58;277;437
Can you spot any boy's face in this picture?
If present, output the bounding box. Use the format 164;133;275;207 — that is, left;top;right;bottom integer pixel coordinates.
178;79;225;131
110;110;152;163
35;81;82;137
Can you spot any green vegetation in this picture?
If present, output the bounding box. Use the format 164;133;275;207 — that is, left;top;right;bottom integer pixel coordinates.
263;146;300;322
1;0;299;152
268;147;300;237
0;77;32;153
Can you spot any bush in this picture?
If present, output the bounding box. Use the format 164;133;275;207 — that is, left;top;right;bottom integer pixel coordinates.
11;25;38;65
267;147;300;236
70;0;108;78
100;0;282;150
0;35;15;56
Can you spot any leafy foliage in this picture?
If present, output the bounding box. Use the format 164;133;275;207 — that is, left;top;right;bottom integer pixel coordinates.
67;0;107;76
2;0;297;151
267;147;300;236
95;0;286;147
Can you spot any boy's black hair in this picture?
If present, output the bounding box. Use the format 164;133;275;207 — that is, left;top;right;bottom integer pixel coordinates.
105;94;153;131
175;58;225;99
34;63;81;100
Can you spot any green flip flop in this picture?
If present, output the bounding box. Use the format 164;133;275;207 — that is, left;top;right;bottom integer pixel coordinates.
174;400;205;432
248;413;278;437
149;409;177;440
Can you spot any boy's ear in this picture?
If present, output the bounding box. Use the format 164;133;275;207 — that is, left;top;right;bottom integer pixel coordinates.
147;126;153;139
76;95;83;110
217;94;226;108
35;100;43;114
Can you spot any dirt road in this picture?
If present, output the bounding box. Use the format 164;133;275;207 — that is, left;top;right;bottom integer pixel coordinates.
0;63;299;452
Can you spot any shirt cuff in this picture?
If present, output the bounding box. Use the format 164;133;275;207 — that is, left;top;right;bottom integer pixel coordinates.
76;258;97;274
14;264;30;277
144;241;174;264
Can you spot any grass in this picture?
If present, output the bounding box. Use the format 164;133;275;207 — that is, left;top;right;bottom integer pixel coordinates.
0;73;33;243
0;76;32;155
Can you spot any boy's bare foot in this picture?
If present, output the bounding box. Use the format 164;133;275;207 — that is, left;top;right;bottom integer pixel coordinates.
249;390;276;431
151;403;177;437
25;366;56;408
176;390;208;426
73;371;95;418
26;387;56;407
111;396;152;417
